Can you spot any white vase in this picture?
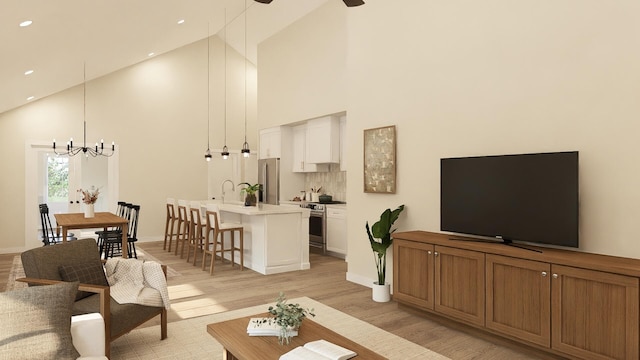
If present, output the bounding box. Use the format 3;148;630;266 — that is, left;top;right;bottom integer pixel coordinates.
372;282;391;302
84;203;95;218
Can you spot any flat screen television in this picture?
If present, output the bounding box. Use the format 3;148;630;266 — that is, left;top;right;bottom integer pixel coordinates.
440;151;579;248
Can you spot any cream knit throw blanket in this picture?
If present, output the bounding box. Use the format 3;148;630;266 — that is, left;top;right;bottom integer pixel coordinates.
105;258;171;310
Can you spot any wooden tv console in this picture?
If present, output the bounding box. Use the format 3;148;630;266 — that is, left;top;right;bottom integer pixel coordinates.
393;231;639;360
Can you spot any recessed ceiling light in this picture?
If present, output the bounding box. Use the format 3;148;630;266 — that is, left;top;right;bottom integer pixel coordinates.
27;96;35;101
177;19;185;25
24;70;34;75
20;20;33;27
148;52;155;57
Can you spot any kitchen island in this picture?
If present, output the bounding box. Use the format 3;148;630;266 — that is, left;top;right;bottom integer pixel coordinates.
217;203;310;275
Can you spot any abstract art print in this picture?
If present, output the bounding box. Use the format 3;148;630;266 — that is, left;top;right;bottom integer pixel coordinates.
363;125;396;193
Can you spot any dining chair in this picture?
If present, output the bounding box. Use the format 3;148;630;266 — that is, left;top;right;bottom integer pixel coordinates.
163;198;178;252
174;200;190;258
202;203;244;275
185;202;205;266
39;203;76;246
96;201;127;258
102;203;138;258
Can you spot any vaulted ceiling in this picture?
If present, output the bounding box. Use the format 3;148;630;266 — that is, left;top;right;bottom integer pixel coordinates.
0;0;328;115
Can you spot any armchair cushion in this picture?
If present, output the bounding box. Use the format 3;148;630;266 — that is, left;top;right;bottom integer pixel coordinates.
59;260;109;300
0;281;81;360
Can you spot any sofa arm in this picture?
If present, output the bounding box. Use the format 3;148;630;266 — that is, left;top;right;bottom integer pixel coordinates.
71;313;108;360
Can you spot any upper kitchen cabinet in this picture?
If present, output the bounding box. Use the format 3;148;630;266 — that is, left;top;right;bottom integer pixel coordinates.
306;116;340;164
292;124;328;173
259;127;282;159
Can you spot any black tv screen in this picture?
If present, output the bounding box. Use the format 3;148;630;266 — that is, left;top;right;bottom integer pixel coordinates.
440;151;579;248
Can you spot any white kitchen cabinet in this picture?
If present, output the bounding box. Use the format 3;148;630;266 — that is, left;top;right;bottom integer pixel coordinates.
339;115;346;171
292;125;328;172
259;127;281;159
306;116;340;164
326;206;347;257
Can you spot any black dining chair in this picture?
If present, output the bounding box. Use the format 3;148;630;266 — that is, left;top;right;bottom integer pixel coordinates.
39;203;76;246
102;203;140;259
96;201;127;257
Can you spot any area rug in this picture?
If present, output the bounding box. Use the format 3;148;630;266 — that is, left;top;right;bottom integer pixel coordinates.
110;297;451;360
5;250;180;292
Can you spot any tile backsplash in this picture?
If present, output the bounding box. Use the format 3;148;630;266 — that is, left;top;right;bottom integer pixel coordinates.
305;164;346;202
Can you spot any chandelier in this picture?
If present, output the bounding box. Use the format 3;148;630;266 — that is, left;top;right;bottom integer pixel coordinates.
53;65;115;157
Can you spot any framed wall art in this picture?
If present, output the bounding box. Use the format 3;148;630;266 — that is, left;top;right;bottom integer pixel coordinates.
363;125;396;193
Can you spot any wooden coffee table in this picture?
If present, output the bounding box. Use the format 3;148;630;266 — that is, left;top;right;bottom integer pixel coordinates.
207;313;387;360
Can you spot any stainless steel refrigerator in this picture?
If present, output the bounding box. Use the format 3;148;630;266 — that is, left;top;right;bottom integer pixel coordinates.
258;158;280;205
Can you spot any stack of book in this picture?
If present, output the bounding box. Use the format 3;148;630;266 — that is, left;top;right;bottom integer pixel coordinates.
246;317;298;337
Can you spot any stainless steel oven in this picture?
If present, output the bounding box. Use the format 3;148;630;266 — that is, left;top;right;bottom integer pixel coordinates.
303;203;326;254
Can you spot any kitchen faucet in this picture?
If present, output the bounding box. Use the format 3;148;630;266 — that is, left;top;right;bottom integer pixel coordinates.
221;180;235;204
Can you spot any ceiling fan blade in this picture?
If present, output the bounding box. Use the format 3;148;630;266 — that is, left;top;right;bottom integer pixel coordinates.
254;0;274;3
343;0;365;6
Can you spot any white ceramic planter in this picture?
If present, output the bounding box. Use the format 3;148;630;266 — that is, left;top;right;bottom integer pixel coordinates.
372;282;391;302
84;204;95;218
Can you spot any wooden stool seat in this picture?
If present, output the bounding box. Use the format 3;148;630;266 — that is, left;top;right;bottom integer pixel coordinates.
163;198;179;252
174;200;190;258
186;202;206;266
202;204;244;274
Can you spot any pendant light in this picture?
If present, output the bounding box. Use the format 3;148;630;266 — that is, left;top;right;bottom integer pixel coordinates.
241;0;251;158
53;63;115;158
204;25;213;161
221;8;230;160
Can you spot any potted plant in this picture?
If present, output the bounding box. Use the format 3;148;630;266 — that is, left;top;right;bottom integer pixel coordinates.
239;183;261;206
264;292;315;344
366;204;405;302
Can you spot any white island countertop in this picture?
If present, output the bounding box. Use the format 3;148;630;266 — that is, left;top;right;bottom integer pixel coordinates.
218;203;309;216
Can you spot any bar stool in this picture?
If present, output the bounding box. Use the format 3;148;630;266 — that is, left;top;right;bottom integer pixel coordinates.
186;201;206;266
174;200;190;258
163;198;178;252
202;203;244;275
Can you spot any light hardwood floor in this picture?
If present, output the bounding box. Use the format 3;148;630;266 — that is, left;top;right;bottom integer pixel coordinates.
0;241;564;360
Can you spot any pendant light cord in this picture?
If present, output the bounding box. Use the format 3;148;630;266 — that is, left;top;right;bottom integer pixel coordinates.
224;8;227;149
244;0;248;144
207;23;210;150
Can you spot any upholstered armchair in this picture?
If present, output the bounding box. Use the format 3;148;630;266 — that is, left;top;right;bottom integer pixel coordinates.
18;238;167;358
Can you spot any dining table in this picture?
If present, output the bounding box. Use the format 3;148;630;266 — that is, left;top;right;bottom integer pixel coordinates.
54;212;130;258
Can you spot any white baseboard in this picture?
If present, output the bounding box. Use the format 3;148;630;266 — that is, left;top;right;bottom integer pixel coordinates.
346;271;375;288
346;271;393;294
0;246;26;255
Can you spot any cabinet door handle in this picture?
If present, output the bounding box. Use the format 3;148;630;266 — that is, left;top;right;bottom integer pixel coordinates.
541;271;547;277
552;273;558;279
434;251;439;257
427;251;432;255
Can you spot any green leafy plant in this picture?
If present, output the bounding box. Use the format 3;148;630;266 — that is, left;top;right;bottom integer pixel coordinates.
267;292;315;344
239;183;261;206
366;205;405;285
239;182;262;195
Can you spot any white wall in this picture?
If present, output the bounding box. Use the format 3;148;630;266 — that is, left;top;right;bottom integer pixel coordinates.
258;0;640;287
258;0;348;127
0;34;257;252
